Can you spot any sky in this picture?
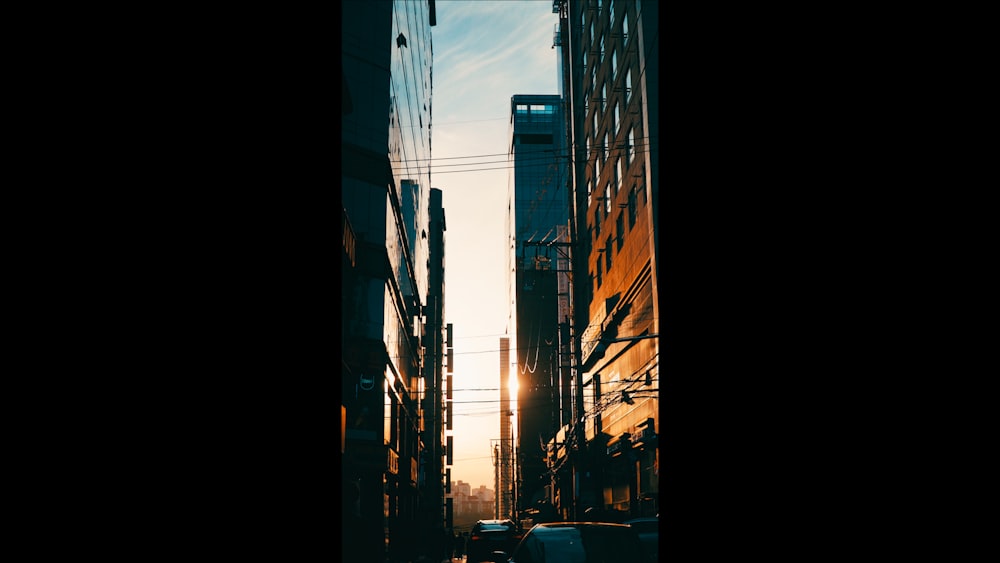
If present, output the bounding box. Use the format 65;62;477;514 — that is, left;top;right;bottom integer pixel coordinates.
431;1;561;492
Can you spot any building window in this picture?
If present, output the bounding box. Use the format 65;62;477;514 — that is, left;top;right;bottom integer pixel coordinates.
606;131;612;170
616;213;624;251
611;48;617;82
591;60;596;97
595;208;601;238
610;157;618;196
627;128;635;165
614;102;620;138
622;10;629;42
604;183;611;214
605;235;613;270
628;185;637;229
616;158;623;194
610;0;615;27
601;82;607;113
600;35;605;64
593;110;598;140
609;100;616;139
625;67;632;100
595;157;601;186
596;258;602;288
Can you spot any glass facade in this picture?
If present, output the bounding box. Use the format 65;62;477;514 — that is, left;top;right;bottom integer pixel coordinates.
341;1;440;559
506;93;570;518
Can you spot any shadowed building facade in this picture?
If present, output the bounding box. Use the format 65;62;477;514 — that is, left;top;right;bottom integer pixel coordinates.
341;1;443;560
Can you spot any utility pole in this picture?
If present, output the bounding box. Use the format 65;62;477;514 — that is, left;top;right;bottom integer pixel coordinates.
492;442;500;519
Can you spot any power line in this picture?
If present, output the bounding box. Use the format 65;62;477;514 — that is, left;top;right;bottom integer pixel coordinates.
386;135;657;165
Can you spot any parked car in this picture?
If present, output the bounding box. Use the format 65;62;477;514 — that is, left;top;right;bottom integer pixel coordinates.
624;517;659;561
466;519;523;563
503;522;649;563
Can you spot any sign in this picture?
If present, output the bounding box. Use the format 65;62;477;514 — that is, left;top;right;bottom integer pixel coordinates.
387;448;399;474
359;371;375;391
606;432;631;457
580;322;603;365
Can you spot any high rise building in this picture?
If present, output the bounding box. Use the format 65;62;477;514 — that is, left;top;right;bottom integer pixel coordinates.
554;0;660;520
506;94;571;522
498;337;513;520
341;1;442;560
426;187;448;530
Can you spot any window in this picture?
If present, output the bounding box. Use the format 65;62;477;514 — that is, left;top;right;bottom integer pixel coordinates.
610;0;615;26
611;157;618;196
594;208;601;237
516;104;528;114
600;35;605;64
605;235;613;270
616;213;624;251
605;183;611;214
625;67;632;99
596;258;602;288
622;10;629;41
611;102;622;137
593;110;598;139
627;185;637;228
595;157;601;185
616;158;623;194
601;82;607;112
611;48;617;82
627;128;635;165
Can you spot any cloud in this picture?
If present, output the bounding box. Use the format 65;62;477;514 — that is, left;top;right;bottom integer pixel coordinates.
434;2;558;101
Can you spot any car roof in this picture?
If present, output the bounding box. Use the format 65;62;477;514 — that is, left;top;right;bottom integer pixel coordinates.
534;522;632;529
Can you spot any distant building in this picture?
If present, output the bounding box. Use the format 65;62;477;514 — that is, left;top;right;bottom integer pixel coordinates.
506;94;571;521
446;480;496;528
498;337;513;520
